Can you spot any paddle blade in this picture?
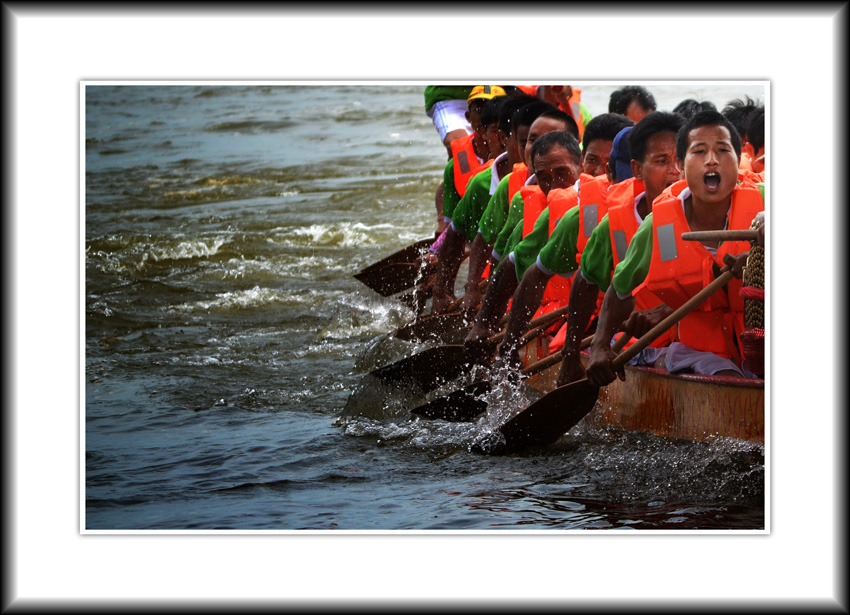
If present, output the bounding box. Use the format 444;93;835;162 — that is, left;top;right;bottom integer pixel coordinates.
367;344;472;394
358;238;436;273
491;379;601;454
411;380;492;422
354;262;434;297
397;282;433;313
391;312;468;344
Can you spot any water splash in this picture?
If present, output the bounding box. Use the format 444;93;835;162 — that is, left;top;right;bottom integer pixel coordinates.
467;362;533;453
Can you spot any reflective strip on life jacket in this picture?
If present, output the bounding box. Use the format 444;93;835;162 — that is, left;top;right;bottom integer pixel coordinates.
576;175;611;257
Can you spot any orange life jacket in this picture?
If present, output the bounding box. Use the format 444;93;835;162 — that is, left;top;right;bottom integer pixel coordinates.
535;174;607;320
644;180;764;362
558;88;585;141
547;185;580;238
576;175;612;261
508;163;529;203
520;185;548;238
739;151;753;173
451;133;486;197
534;183;583;317
606;178;645;270
605;178;675;349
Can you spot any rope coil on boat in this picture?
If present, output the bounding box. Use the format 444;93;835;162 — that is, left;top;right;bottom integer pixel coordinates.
740;216;765;377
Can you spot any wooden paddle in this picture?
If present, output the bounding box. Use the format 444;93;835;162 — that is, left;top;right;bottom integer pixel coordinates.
488;267;738;454
354;261;439;297
391;280;489;343
357;237;436;274
354;238;438;296
365;303;572;395
411;334;596;422
682;229;759;242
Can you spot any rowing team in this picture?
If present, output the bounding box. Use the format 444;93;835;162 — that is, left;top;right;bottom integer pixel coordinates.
420;85;766;388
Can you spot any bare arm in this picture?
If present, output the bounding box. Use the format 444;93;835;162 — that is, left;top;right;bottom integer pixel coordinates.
459;233;494;317
555;273;600;387
496;263;552;369
464;259;519;363
430;226;467;314
585;285;635;387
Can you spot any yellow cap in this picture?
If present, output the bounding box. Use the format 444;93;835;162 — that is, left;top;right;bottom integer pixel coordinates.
467;85;507;103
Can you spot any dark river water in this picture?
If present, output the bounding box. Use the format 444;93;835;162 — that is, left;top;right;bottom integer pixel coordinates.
84;84;766;530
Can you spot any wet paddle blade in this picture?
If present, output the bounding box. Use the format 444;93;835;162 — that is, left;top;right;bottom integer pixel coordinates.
492;379;601;454
410;380;492;422
397;283;433;312
367;344;471;394
391;312;468;343
359;238;436;273
354;262;436;297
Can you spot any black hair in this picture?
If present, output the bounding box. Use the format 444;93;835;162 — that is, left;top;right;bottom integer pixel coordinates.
498;94;538;134
628;111;686;164
481;96;506;128
676;110;742;161
511;101;558;132
608;86;657;115
467;98;488;115
673;98;718;120
530;131;582;168
500;85;534;97
721;96;760;142
747;106;765;154
538;108;580;139
582;112;634;151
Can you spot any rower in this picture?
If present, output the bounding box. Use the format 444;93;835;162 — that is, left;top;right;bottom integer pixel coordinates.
424;85;474;236
608;85;658;124
428;94;527;316
455;99;553;316
585;109;765;385
430;101;564;315
465;113;634;367
463;129;583;362
551;112;686;387
722;96;760;174
743;106;765;180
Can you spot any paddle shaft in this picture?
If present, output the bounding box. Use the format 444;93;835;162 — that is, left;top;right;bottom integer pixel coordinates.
444;279;488;313
681;230;758;242
482;303;572;348
610;269;735;371
518;334;595;376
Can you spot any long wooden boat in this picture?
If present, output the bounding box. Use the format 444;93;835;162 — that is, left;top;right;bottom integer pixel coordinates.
518;337;765;443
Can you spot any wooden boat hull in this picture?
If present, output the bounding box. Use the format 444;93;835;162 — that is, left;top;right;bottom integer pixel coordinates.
519;338;765;443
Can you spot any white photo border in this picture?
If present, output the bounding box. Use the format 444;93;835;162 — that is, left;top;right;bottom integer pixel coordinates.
5;4;844;610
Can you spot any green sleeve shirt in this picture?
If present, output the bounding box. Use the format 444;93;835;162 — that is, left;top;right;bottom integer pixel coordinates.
536;206;581;278
577;215;616;291
478;174;512;245
492;190;525;260
424;86;474;112
611;214;654;297
511;208;552;280
452;166;494;242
